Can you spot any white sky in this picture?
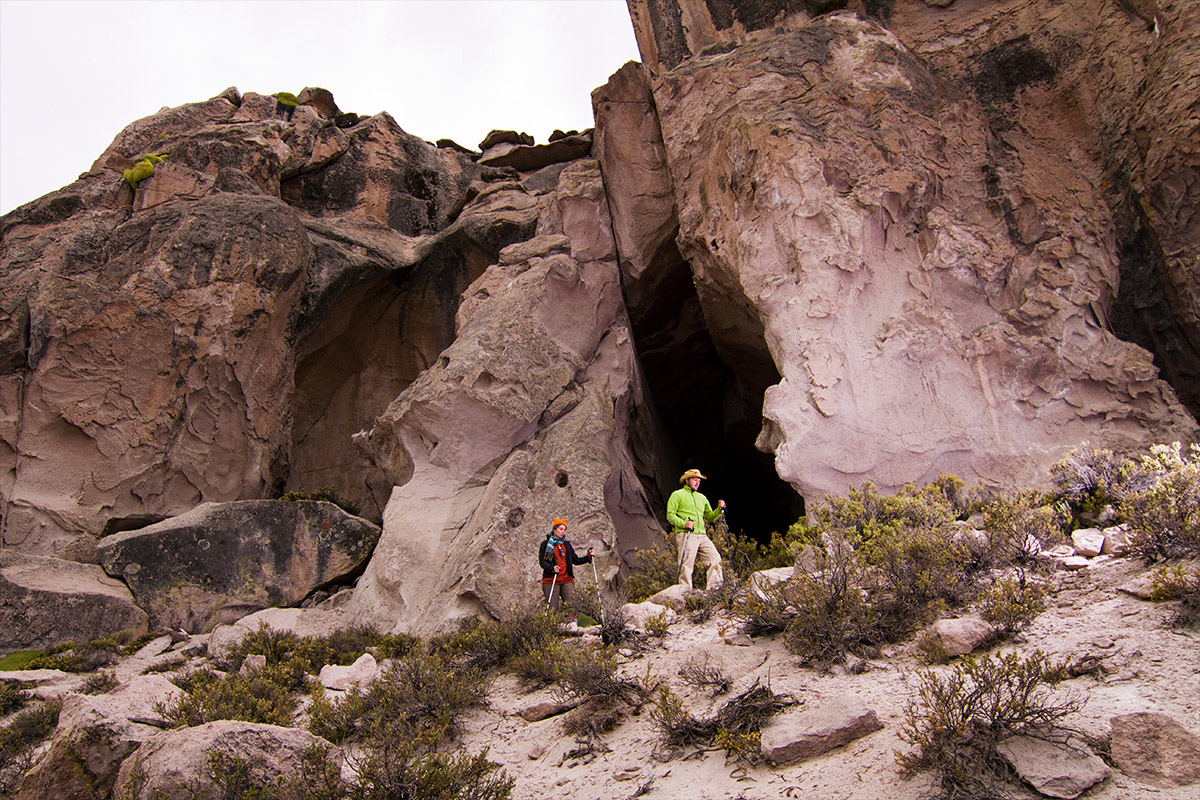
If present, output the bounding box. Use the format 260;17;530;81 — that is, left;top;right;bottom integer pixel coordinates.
0;0;642;215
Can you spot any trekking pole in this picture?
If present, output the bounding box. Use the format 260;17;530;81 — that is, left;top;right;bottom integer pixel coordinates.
546;571;559;610
589;548;606;626
676;529;691;584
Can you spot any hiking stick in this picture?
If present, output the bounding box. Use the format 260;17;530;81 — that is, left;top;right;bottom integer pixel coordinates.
589;549;606;626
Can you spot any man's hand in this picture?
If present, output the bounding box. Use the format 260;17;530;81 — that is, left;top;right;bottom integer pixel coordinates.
685;521;695;531
554;565;561;573
717;500;726;509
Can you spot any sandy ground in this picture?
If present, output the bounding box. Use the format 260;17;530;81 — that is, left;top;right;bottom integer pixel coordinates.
458;556;1200;800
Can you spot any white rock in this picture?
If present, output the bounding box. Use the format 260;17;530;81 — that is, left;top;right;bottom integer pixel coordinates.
1071;528;1105;558
761;701;884;765
620;601;677;632
318;652;379;691
1061;556;1092;571
748;567;794;600
1101;525;1132;556
924;617;996;657
647;583;690;613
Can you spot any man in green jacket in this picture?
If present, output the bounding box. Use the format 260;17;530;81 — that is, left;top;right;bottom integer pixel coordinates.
667;468;725;590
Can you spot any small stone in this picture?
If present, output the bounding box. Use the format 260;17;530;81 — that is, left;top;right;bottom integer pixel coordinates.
923;617;996;657
725;633;754;647
239;654;266;676
1061;556;1091;571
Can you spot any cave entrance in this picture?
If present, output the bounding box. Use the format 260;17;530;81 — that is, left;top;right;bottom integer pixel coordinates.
626;241;804;543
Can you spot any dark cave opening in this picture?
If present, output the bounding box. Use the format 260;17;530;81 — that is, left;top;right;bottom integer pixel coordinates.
625;240;804;544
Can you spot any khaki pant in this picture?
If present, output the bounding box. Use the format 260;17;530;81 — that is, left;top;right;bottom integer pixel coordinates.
542;579;574;611
676;531;724;590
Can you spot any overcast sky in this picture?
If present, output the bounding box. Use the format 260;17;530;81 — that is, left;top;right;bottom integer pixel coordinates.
0;0;642;215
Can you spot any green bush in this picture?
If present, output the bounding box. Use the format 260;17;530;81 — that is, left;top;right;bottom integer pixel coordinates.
0;680;31;716
898;651;1079;800
1050;444;1129;526
652;680;794;763
623;535;679;602
978;490;1066;569
1121;443;1200;561
431;606;560;674
162;664;300;727
80;669;120;695
23;630;157;673
978;574;1047;634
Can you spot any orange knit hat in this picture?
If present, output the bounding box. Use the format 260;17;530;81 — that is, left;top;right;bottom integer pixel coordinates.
552;518;567;527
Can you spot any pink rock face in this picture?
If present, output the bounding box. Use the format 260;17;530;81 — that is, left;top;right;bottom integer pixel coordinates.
642;12;1196;500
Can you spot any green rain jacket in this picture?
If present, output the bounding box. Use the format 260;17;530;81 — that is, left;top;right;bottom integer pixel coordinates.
667;486;721;535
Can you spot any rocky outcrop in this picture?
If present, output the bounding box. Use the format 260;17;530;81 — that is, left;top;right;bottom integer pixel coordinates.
996;734;1110;799
16;675;182;800
97;500;378;632
348;159;663;633
0;550;148;651
618;9;1197;501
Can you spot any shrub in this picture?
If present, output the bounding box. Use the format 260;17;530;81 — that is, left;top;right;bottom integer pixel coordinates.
678;657;731;696
0;680;31;716
162;664;300;727
735;579;796;637
23;630;157;673
623;535;679;602
0;697;62;796
978;573;1048;634
278;487;361;517
652;680;795;763
1122;443;1200;561
862;523;973;630
431;606;560;674
558;645;651;738
978;490;1066;569
1050;444;1129;526
898;651;1080;800
80;669;120;695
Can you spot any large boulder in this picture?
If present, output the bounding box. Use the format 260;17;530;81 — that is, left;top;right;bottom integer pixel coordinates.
996;734;1110;799
760;701;884;765
0;550;147;651
113;721;339;800
637;11;1196;500
97;500;379;632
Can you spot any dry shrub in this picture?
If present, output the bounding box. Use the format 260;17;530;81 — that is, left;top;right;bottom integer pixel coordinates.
898;651;1081;800
978;490;1065;570
80;669;120;695
623;535;679;602
652;680;795;763
558;645;651;738
1148;564;1200;628
979;573;1048;634
431;605;559;674
678;657;731;696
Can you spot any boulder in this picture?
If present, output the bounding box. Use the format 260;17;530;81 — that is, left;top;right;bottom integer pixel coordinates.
1110;712;1200;787
923;617;996;658
98;500;379;632
1071;528;1106;558
478;133;593;172
996;734;1110;799
16;674;183;800
748;567;794;600
760;701;884;765
347;161;665;635
318;652;379;691
1060;556;1092;571
1101;525;1132;556
620;601;677;632
113;721;339;800
647;583;690;613
0;551;148;651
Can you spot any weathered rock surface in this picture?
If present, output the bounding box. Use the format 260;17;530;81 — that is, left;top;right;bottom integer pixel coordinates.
113;721;339;800
0;550;148;651
318;652;378;691
760;701;883;765
1110;712;1200;787
996;734;1110;799
478;131;594;172
638;11;1196;501
97;500;378;632
16;675;183;800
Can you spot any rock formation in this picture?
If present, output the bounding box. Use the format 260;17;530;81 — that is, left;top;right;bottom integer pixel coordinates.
618;2;1198;500
2;0;1199;639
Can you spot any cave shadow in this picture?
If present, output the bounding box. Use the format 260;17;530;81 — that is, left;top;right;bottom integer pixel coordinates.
624;239;804;543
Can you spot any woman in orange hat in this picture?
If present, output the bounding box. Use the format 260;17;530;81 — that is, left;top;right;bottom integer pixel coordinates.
539;518;593;613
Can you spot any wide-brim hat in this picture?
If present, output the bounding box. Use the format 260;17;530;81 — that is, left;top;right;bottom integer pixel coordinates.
679;468;706;484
